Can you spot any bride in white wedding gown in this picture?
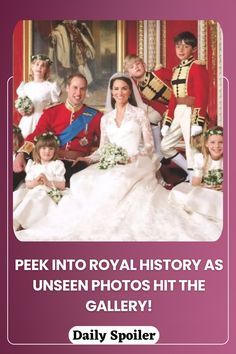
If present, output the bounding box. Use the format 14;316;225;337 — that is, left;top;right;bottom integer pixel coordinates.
16;73;222;242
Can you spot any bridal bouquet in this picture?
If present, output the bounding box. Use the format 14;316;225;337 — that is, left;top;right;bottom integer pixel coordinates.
98;143;129;169
47;188;64;204
203;169;223;188
15;96;34;115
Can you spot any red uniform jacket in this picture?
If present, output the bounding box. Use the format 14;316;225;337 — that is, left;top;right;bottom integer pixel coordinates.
138;66;172;116
164;57;209;127
25;103;102;155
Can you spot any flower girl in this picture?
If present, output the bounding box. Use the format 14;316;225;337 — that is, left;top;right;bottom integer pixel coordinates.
169;126;223;222
191;126;223;188
15;54;61;137
13;132;66;230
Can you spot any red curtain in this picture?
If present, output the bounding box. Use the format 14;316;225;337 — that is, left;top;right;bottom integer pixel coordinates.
164;20;198;70
125;21;137;55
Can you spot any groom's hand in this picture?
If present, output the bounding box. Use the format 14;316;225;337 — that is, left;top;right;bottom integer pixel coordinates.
71;156;90;167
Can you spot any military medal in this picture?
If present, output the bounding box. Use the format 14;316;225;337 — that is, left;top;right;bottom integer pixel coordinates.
79;137;89;146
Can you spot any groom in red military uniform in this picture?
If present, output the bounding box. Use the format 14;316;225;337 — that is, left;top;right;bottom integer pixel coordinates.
13;72;102;186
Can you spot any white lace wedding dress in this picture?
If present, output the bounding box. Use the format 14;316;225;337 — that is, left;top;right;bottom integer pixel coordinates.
16;103;222;242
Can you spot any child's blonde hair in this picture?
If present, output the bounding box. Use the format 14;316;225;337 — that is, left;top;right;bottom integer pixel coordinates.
33;132;60;163
203;125;223;157
123;54;144;72
13;125;24;153
199;125;223;177
190;116;210;153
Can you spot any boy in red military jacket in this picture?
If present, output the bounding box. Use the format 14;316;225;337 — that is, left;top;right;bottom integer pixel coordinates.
124;54;172;117
124;54;172;160
161;31;209;180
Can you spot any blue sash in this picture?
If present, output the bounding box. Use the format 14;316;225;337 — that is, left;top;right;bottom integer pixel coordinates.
58;107;97;146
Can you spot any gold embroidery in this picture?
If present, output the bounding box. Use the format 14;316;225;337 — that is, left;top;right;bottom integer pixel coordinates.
191;108;205;125
163;112;172;126
65;99;82;113
172;65;190;97
140;72;171;103
18;141;35;154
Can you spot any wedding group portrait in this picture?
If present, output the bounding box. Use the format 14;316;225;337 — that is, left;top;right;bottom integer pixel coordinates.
12;20;223;242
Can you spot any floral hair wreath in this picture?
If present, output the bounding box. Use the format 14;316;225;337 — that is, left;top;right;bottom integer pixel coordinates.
204;128;223;137
13;125;22;134
31;54;53;65
34;131;60;146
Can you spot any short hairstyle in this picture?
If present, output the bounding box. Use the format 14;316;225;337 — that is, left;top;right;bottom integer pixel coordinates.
109;76;138;109
174;31;197;48
33;133;59;163
66;72;88;87
123;54;144;71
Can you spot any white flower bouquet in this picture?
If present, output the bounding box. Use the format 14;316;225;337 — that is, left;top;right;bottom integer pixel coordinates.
203;169;223;188
98;143;129;170
47;188;63;204
15;96;34;115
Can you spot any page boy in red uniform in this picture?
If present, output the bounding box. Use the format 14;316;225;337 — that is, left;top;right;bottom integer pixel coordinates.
160;31;209;180
124;54;172;117
124;54;172;161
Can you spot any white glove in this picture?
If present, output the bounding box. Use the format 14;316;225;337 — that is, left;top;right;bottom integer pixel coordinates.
191;124;203;136
146;105;162;124
161;125;170;137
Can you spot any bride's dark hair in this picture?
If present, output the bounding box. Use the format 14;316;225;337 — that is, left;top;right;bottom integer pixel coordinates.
110;76;138;109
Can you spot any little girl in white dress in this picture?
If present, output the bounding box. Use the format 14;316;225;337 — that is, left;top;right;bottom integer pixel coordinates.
13;132;66;230
16;54;61;137
169;126;223;222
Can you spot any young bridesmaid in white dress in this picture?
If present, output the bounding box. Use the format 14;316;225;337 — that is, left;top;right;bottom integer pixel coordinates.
13;132;66;230
169;126;223;221
16;54;61;137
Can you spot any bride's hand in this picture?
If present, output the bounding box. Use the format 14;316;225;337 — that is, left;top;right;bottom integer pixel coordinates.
128;155;138;163
71;156;90;167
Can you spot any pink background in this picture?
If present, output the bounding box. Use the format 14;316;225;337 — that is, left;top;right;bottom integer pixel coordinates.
0;0;235;353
